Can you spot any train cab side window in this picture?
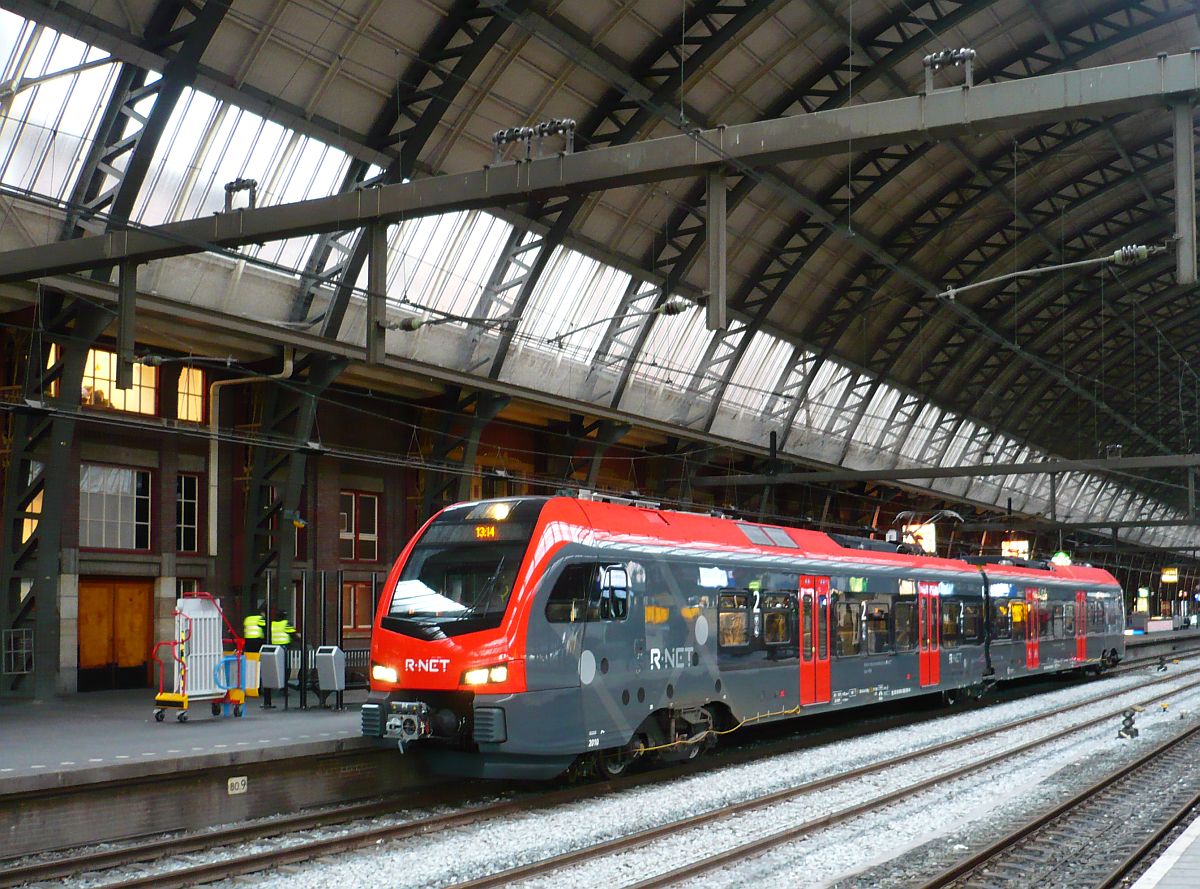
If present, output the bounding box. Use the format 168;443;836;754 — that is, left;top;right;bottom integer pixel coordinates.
834;598;862;656
893;601;917;651
719;592;750;646
545;564;599;623
865;602;889;654
941;601;961;649
1087;600;1102;634
598;565;629;621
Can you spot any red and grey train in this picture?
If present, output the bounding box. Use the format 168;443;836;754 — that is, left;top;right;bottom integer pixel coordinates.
361;495;1125;779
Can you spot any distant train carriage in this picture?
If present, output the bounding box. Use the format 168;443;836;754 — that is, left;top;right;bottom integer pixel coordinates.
361;496;1124;779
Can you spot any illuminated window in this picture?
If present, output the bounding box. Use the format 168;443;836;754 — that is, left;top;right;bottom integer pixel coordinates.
176;474;199;553
80;349;156;414
79;464;151;550
21;490;41;543
177;367;206;422
339;492;379;561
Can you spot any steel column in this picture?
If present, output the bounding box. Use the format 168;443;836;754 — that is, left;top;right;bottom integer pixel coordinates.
706;169;727;331
1175;100;1197;285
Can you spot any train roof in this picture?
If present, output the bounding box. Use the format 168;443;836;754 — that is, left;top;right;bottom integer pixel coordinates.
484;495;1121;588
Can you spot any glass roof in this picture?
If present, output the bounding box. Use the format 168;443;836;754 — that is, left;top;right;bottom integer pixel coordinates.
2;8;1193;551
0;15;118;205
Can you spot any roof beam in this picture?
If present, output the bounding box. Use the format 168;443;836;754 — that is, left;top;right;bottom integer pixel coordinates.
4;50;1200;282
695;453;1200;486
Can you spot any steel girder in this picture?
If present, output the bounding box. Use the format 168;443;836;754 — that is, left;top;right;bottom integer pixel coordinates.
692;1;1185;459
463;1;771;382
871;127;1177;453
599;0;994;414
238;355;347;616
243;0;517;609
542;415;631;488
0;0;226;696
888;132;1177;412
420;389;511;519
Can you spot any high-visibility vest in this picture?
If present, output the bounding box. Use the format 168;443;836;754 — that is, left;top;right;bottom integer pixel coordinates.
270;618;296;645
243;614;265;640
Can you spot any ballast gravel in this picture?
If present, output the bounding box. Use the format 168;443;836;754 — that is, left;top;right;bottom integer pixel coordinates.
174;661;1200;889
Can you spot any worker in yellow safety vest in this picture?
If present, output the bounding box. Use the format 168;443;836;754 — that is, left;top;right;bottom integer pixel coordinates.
270;613;296;646
243;607;266;652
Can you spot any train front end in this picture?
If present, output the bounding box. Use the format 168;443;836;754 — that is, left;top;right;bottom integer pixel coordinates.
360;497;553;776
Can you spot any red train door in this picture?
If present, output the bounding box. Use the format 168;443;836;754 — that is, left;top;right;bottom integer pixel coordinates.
918;581;940;686
1025;587;1040;669
799;576;831;705
1075;590;1087;662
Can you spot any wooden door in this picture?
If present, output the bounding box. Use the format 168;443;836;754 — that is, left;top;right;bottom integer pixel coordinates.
78;580;153;690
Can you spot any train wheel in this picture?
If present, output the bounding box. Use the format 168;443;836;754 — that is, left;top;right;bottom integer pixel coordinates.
941;689;960;707
594;748;632;780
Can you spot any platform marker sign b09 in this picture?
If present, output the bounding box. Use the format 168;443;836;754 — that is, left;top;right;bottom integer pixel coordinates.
227;775;248;795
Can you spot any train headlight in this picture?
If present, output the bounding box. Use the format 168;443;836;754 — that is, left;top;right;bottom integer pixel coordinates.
372;663;399;684
462;662;508;685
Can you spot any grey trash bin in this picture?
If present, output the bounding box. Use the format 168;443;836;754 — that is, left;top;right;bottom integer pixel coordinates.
315;645;346;692
259;644;287;689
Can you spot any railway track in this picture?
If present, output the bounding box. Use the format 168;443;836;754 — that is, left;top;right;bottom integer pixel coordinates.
5;659;1195;888
449;671;1200;889
917;724;1200;888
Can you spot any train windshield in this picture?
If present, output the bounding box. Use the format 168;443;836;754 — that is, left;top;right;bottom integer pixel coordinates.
381;500;543;638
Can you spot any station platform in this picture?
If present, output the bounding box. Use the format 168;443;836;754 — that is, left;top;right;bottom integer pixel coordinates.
0;687;369;794
1131;814;1200;889
0;687;435;858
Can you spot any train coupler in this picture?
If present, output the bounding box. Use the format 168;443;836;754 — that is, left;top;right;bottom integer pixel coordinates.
384;701;433;752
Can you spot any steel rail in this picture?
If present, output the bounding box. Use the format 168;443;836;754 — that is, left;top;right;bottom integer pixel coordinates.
450;669;1200;889
917;724;1200;888
1093;789;1200;888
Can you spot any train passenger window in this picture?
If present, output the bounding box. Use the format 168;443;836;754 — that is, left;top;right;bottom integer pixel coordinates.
1039;605;1052;639
866;603;889;654
718;592;750;646
544;564;599;623
1088;601;1102;634
763;593;793;645
893;601;917;651
1064;603;1075;636
1010;600;1026;638
942;601;961;649
962;603;983;643
834;599;861;656
990;602;1011;640
1050;605;1063;639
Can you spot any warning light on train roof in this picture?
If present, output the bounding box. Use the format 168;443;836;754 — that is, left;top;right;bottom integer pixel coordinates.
467;501;512;521
1050;551;1072;567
